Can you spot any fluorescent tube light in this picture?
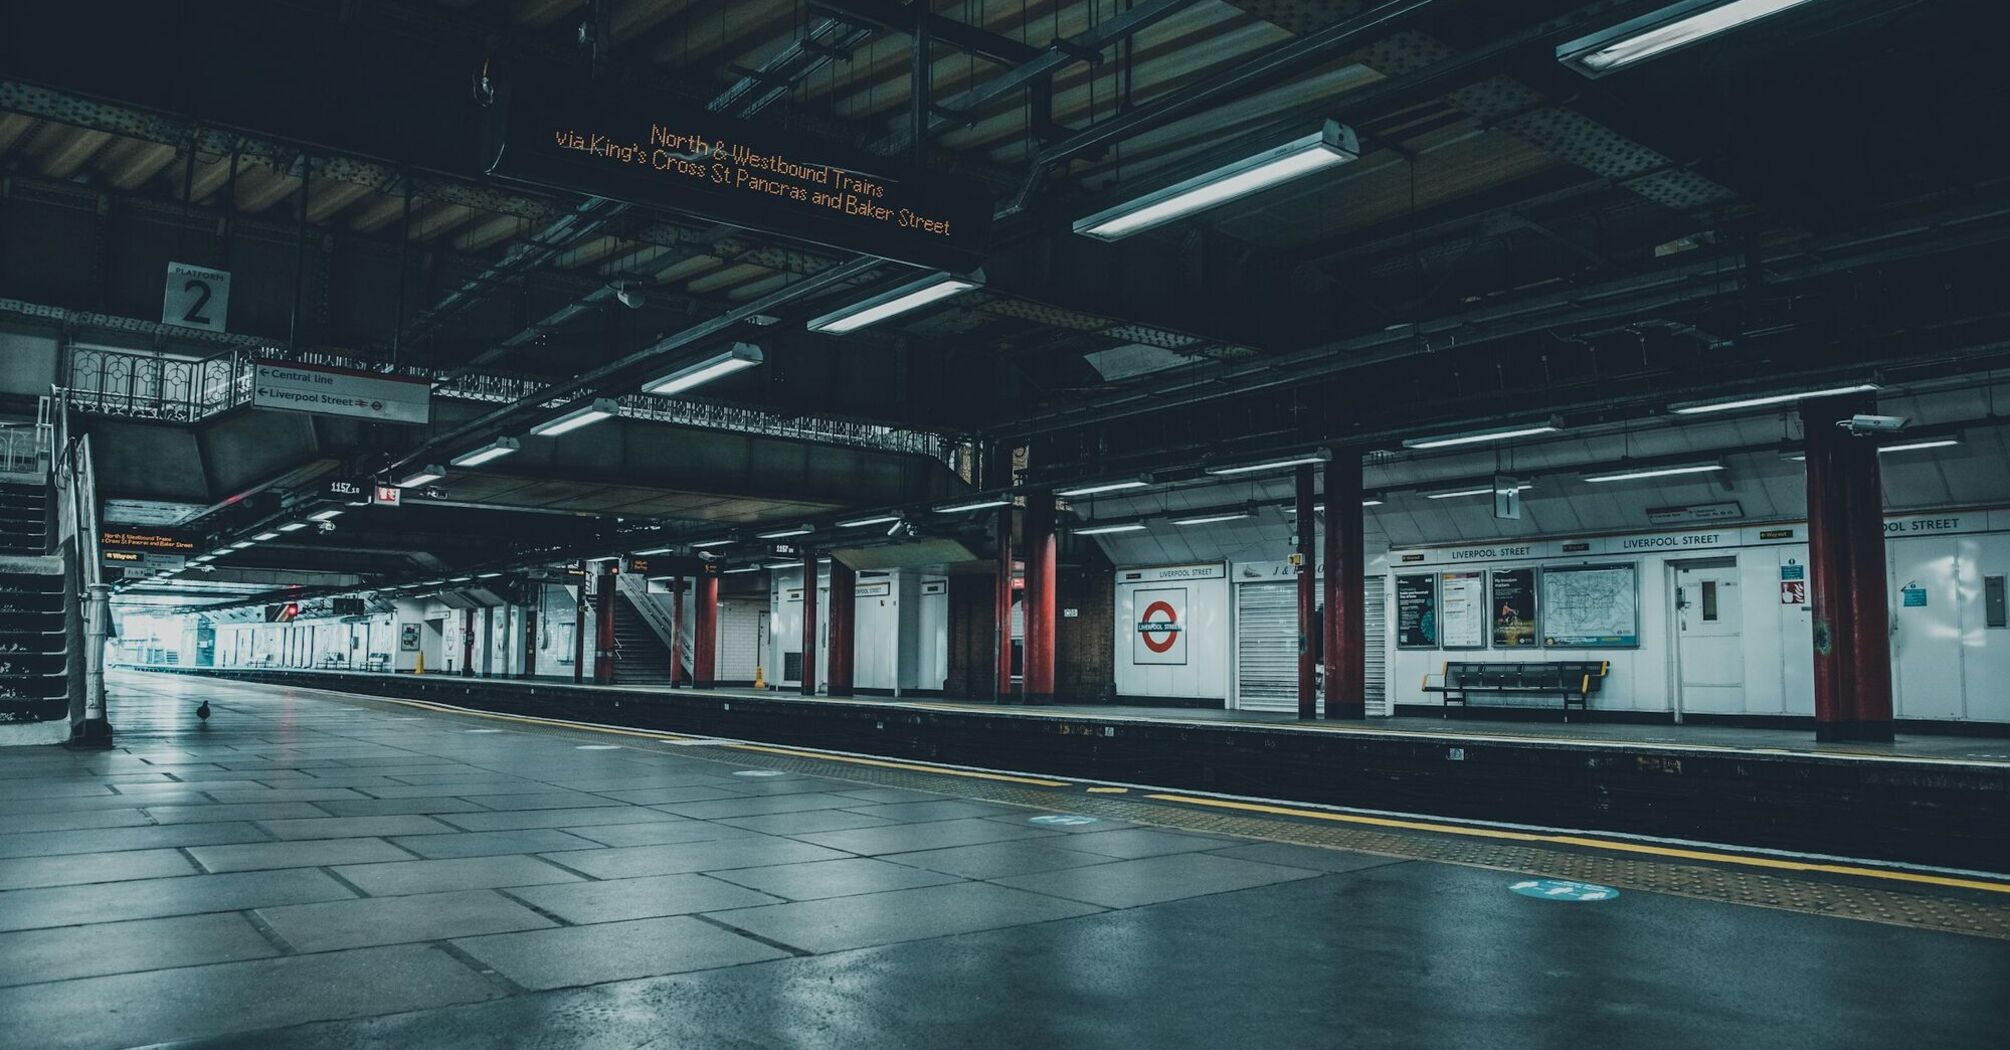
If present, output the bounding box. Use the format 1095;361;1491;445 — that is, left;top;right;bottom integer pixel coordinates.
450;437;521;467
1425;483;1534;500
837;514;903;528
807;273;982;334
1204;451;1330;476
690;538;735;548
229;540;255;549
763;562;798;571
632;547;675;556
191;554;215;564
755;525;813;539
277;522;310;532
1583;462;1726;483
934;497;1013;513
1403;418;1564;450
1669;383;1878;415
1171;513;1250;526
1878;437;1961;454
1077;523;1148;536
396;465;446;488
1558;0;1819;77
308;509;344;521
1056;479;1150;497
1076;122;1360;240
252;531;280;541
530;398;619;437
643;343;764;396
724;565;762;574
1362;498;1386;507
477;572;504;579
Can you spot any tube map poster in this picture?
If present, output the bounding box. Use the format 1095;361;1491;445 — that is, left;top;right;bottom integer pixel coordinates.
1540;564;1639;647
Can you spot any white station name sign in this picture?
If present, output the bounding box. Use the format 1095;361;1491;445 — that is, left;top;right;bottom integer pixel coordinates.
252;362;431;424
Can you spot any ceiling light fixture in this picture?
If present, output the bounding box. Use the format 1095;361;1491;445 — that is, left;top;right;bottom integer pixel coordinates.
228;540;255;549
755;525;813;540
723;565;762;574
806;273;983;334
1402;417;1565;450
308;509;344;522
632;546;675;556
277;522;310;532
252;531;280;541
1203;450;1330;477
1425;483;1534;500
529;397;620;437
1075;121;1360;241
836;514;903;528
1055;479;1150;498
1557;0;1820;77
934;496;1014;514
762;561;799;571
642;343;765;397
450;437;521;467
1877;436;1962;454
1362;498;1386;507
1582;462;1726;484
690;538;735;548
395;465;446;488
1076;522;1148;536
1670;382;1879;415
1171;513;1250;526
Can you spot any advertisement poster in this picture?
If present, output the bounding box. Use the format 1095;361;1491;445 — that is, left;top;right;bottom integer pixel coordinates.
1395;574;1438;649
1132;587;1188;665
1439;571;1487;650
1491;568;1539;648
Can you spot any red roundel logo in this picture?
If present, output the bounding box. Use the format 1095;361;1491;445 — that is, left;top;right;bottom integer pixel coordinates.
1138;599;1181;653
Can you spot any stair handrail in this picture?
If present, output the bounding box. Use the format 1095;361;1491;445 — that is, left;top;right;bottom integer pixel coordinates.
613;572;680;663
48;387;110;740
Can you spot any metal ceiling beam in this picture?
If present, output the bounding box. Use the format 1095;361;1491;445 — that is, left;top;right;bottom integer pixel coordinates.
807;0;1041;66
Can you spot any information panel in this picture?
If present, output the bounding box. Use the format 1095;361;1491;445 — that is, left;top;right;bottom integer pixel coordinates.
1395;574;1438;649
1439;571;1487;650
1491;568;1539;648
483;72;991;273
252;362;431;424
1541;563;1639;647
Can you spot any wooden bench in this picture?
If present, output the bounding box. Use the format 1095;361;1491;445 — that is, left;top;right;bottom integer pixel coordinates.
1421;661;1609;720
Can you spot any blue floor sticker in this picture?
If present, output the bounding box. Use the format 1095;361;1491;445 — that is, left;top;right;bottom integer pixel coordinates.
1510;878;1619;902
1028;814;1099;826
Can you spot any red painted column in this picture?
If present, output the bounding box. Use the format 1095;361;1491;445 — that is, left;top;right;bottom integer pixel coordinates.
1296;464;1318;719
827;559;856;698
593;565;616;685
668;575;686;687
800;550;820;697
1802;395;1894;742
995;505;1016;701
460;608;475;677
693;574;718;688
1023;491;1057;704
1325;452;1367;719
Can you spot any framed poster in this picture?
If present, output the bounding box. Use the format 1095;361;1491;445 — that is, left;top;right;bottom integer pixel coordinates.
1438;571;1487;650
1395;574;1438;649
1540;563;1640;647
399;623;420;651
1132;587;1188;665
1491;568;1539;648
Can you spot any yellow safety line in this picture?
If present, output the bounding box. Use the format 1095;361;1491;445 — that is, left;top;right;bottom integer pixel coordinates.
1144;793;2010;896
372;696;699;742
719;742;1071;787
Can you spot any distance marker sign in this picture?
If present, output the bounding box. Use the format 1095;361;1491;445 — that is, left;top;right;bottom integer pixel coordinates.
1132;587;1187;665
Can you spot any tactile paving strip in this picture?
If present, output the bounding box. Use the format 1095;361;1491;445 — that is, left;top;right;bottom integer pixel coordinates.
701;742;2010;942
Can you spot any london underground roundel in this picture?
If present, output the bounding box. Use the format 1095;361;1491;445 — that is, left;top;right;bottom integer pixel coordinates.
1132;587;1187;664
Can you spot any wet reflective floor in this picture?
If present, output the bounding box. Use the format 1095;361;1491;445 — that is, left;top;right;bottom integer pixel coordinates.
1;672;2004;1049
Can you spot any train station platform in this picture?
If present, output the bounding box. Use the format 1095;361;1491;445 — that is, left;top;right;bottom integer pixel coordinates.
133;666;2010;875
0;670;2005;1049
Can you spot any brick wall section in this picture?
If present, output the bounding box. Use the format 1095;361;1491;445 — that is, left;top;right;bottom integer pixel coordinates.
944;574;996;701
1054;551;1116;703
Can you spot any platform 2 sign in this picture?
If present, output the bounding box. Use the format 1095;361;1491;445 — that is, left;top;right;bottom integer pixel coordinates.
1396;573;1438;649
481;72;991;273
1132;587;1187;665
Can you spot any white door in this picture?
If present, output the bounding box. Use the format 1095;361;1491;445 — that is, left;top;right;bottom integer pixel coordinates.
1235;582;1298;711
1675;560;1745;714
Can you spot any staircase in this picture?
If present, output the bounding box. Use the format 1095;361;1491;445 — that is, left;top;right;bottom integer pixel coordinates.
611;590;672;685
0;475;69;723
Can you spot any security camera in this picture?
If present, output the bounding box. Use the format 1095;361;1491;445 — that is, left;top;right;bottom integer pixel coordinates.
317;520;337;534
1839;414;1909;436
614;282;646;310
887;519;918;539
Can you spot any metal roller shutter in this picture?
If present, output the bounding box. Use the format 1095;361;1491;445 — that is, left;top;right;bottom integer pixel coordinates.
1235;582;1298;711
1364;576;1389;716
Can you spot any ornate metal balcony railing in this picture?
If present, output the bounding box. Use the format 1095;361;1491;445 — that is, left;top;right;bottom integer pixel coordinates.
62;345;955;463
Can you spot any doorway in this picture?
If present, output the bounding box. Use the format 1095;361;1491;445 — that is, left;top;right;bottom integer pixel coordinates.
1673;558;1745;717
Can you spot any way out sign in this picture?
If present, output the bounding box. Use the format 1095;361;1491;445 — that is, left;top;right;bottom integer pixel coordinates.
1132;587;1187;665
163;262;231;333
